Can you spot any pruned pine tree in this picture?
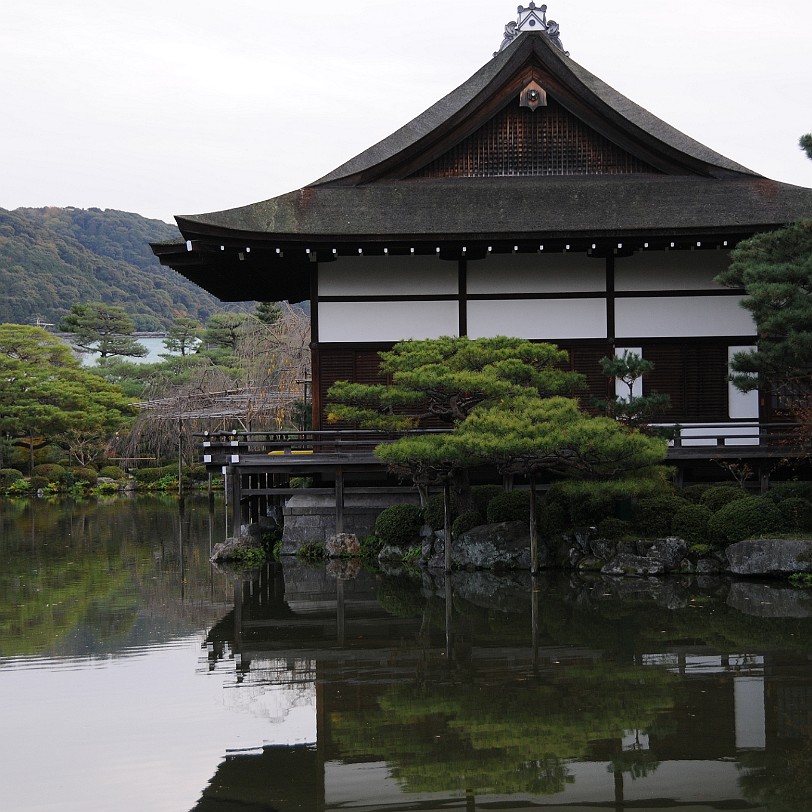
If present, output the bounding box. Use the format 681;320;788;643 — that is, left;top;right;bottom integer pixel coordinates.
60;302;147;361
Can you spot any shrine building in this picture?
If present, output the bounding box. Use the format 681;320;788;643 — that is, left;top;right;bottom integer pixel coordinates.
153;5;812;442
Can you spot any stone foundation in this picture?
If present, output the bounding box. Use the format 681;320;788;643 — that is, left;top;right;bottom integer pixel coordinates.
281;488;419;555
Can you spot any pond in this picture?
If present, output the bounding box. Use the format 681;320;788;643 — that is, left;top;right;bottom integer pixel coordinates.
2;495;812;811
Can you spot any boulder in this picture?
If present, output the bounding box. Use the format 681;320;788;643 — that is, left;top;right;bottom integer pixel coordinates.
427;521;531;570
325;532;360;558
602;553;665;577
725;539;812;576
646;537;688;571
210;534;264;563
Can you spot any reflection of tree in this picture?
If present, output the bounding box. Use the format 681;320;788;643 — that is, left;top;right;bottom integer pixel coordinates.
330;660;675;796
0;496;231;657
738;732;812;812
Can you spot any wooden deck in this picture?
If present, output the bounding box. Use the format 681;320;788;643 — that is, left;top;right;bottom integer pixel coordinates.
199;424;809;533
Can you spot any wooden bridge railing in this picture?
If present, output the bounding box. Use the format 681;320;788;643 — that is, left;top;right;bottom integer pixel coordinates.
197;422;808;467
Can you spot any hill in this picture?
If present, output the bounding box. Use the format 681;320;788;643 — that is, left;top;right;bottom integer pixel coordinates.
0;206;225;330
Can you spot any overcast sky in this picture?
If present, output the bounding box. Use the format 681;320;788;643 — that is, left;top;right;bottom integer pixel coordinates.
2;1;811;225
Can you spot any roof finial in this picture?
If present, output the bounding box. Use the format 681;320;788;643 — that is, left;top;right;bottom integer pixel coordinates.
495;3;568;57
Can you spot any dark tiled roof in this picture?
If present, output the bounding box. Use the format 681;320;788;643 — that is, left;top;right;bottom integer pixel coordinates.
176;175;812;241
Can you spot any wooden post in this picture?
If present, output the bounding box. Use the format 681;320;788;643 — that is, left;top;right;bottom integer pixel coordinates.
229;466;241;536
529;473;539;575
335;467;344;534
443;479;452;573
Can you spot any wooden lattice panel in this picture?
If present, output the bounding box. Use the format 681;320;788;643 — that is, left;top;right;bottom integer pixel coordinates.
412;98;659;178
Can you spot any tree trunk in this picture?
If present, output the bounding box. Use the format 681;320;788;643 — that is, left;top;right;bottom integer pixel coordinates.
450;467;476;515
443;479;453;573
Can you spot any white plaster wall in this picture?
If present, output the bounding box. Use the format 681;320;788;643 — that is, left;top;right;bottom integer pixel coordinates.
467;253;605;294
615;295;755;338
467;298;606;340
318;256;457;296
728;346;759;420
615;250;731;291
318;301;458;342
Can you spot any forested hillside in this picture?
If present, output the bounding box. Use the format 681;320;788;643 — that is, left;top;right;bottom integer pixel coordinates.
0;207;224;329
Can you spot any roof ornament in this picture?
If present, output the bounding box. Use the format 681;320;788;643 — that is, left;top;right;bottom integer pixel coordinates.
495;3;568;57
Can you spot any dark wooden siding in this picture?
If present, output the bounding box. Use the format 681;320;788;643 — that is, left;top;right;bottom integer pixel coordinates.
643;343;729;421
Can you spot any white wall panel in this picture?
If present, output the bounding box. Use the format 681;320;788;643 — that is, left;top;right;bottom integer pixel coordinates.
318;256;457;296
615;250;731;291
615;296;754;338
318;301;458;342
468;253;604;294
467;298;606;340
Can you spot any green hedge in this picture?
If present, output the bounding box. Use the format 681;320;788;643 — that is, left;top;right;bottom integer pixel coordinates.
32;463;66;480
98;465;126;480
0;468;23;487
633;495;688;537
374;504;423;547
766;481;812;504
452;510;484;539
672;504;714;545
71;467;98;486
707;496;783;544
777;497;812;532
700;485;749;512
133;465;177;484
486;490;531;523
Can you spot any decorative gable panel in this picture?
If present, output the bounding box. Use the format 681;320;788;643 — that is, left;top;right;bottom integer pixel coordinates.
411;97;659;178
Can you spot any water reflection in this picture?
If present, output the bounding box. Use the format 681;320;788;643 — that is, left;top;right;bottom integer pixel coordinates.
199;564;812;811
2;496;812;811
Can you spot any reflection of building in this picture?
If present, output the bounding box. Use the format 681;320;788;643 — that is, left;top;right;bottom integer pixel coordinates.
194;563;812;811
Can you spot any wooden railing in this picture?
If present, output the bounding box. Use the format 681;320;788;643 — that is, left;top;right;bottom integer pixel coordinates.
197;422;807;467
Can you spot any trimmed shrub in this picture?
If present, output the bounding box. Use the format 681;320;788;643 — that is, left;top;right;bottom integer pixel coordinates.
596;517;633;540
472;485;504;515
633;495;688;537
29;476;49;492
680;484;712;504
0;468;23;487
94;481;121;495
765;481;812;504
32;463;66;479
777;497;812;532
452;510;484;539
707;496;783;544
71;467;98;486
486;490;531;523
133;465;176;485
672;503;714;545
700;485;749;513
98;465;126;480
374;504;423;547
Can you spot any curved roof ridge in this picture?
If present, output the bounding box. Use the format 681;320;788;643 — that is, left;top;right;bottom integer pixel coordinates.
311;32;757;187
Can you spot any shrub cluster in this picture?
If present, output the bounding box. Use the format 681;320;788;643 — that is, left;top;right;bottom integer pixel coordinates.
633;495;688;537
707;496;783;544
374;504;423;547
486;490;531;523
700;485;749;513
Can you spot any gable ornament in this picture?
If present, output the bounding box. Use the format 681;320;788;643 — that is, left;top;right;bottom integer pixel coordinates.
495;3;568;57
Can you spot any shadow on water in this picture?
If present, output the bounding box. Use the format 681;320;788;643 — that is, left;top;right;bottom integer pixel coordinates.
197;561;812;812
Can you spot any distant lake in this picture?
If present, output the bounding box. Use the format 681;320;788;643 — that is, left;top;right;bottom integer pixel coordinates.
76;334;178;365
2;494;812;811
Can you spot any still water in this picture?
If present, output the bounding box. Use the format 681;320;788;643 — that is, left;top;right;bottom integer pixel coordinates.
2;495;812;811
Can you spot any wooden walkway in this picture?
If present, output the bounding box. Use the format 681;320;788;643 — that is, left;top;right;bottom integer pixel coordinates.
200;424;809;531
